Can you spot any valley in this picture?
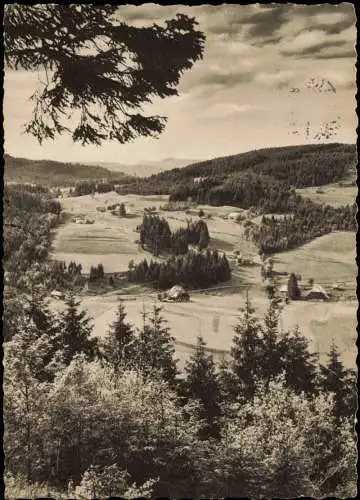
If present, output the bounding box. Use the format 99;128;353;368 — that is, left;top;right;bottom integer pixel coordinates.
48;148;357;370
5;143;357;371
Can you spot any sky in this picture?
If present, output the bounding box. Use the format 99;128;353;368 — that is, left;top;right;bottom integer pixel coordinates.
3;3;357;164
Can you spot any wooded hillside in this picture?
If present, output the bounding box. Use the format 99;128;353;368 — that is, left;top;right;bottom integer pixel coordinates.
117;143;357;195
4;154;131;186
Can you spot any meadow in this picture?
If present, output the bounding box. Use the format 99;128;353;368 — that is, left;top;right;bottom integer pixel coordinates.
52;192;257;272
273;231;357;289
296;183;357;207
50;191;357;371
51;289;357;370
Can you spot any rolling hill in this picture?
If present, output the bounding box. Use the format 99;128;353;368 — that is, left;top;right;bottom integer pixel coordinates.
144;143;357;188
3;154;131;186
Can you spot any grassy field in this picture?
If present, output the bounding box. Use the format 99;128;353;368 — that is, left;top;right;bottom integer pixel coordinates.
51;191;357;371
52;192;258;272
273;232;356;290
296;183;357;207
51;290;357;370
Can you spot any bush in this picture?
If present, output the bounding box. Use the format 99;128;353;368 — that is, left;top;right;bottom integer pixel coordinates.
4;473;66;500
75;465;158;499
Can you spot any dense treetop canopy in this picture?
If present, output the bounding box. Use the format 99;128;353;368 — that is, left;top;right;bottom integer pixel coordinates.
4;4;205;145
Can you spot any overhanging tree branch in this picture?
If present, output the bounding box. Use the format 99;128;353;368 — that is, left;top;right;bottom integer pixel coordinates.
4;5;205;146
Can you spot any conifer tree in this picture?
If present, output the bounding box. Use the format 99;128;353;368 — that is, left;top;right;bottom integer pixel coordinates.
230;294;264;400
198;227;209;250
279;326;319;395
137;305;178;386
25;290;59;338
183;336;221;439
5;5;205;146
319;340;357;420
102;301;138;373
259;299;283;386
57;295;98;365
23;291;62;381
119;203;126;217
287;272;301;300
217;358;238;407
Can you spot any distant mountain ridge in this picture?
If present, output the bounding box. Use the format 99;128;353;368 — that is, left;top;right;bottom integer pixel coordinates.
87;158;202;177
4;154;131;186
4;143;356;188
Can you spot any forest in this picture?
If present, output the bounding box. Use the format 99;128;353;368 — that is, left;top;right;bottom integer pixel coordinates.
4;295;357;498
3;184;61;274
255;201;357;253
168;174;356;254
4;153;134;187
2;156;357;497
113;144;357;255
115;142;356;195
138;215;210;256
73;177;135;197
128;248;231;289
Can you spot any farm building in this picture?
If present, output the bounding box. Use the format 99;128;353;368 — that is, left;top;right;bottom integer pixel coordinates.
167;285;190;302
304;284;330;301
279;284;288;297
50;290;64;300
332;282;346;291
193;176;208;184
227;211;246;222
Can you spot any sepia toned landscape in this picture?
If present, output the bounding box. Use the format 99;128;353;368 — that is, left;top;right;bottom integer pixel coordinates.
3;4;358;500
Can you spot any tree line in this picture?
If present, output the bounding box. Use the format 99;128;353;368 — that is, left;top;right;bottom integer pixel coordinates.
138;214;210;256
152;142;356;188
72;177;137;197
4;294;357;498
166;174;356;254
115;143;356;196
128;248;231;289
254;200;356;253
4;184;61;274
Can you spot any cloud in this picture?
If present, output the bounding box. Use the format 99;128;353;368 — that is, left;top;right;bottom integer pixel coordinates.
243;5;288;39
116;4;179;22
280;25;356;59
289;3;355;19
202;102;267;119
311;11;355;35
183;66;254;93
314;48;357;60
254;70;296;89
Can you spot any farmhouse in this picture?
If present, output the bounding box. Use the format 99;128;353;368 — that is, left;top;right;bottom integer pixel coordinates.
193;176;208;184
227;211;246;222
167;285;190;302
332;282;346;291
279;284;288;297
50;290;64;300
304;284;330;301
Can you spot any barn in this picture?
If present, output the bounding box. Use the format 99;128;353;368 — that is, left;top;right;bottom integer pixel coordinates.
167;285;190;302
227;211;245;222
304;284;330;301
